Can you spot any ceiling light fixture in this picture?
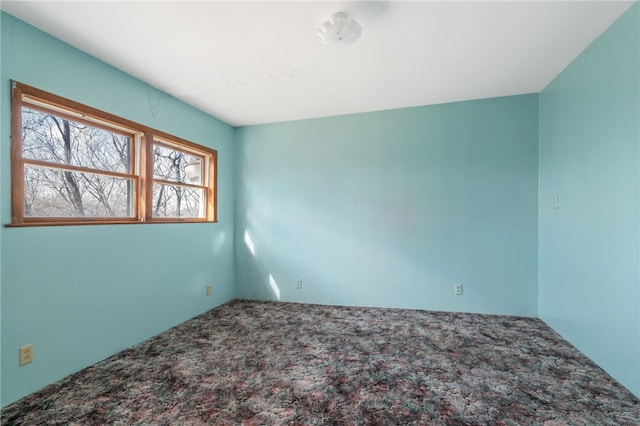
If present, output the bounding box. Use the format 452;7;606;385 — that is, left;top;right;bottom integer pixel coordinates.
317;12;362;48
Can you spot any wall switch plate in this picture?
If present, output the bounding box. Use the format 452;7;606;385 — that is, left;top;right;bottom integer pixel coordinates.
19;344;33;366
455;284;463;295
206;285;212;296
296;279;303;289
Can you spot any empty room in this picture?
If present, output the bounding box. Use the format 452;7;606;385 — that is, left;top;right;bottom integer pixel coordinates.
0;1;638;424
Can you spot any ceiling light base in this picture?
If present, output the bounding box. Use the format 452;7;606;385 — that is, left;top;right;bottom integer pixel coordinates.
317;12;362;48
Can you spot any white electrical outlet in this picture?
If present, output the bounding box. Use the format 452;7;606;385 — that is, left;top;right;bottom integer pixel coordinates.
296;279;303;289
455;284;463;295
19;344;33;366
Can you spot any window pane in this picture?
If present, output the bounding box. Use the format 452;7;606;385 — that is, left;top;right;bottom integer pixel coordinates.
152;184;204;218
24;166;135;217
22;106;131;173
153;144;202;184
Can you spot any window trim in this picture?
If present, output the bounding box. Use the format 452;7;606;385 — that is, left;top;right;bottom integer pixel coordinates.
9;81;218;227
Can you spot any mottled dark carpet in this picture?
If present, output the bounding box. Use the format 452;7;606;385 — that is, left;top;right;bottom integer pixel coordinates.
2;300;639;425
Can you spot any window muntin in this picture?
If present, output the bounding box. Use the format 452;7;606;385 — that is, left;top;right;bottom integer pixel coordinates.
10;82;217;226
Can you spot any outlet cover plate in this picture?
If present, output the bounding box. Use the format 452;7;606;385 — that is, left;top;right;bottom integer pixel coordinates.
455;284;463;295
19;344;33;366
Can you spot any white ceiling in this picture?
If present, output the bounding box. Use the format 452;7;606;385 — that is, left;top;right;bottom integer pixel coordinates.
1;1;634;127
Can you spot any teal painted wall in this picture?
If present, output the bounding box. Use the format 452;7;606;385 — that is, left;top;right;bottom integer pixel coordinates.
0;13;236;406
539;3;640;397
235;95;539;316
0;12;4;408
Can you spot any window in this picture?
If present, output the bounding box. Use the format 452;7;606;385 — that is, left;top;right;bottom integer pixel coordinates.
150;139;212;219
10;81;217;226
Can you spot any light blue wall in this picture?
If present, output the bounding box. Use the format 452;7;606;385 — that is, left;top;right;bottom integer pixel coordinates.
0;13;236;406
235;95;539;316
0;13;4;407
539;3;640;397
